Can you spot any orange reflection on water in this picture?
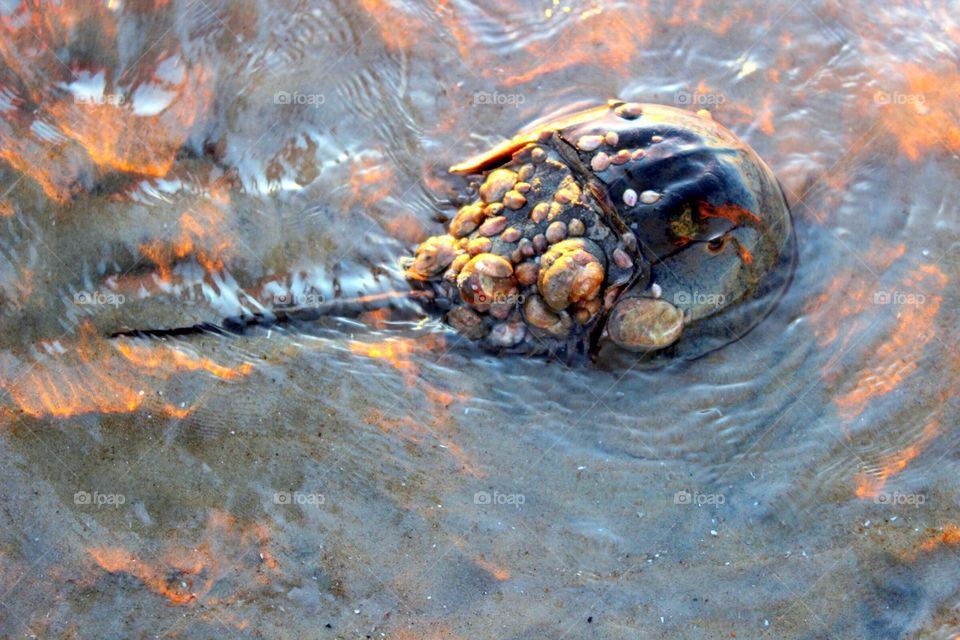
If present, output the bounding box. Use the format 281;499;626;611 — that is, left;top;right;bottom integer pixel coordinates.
2;324;148;419
48;61;212;178
0;130;82;203
359;308;394;330
0;323;252;420
804;241;905;349
834;263;946;422
354;333;480;476
348;334;447;386
803;249;950;499
349;338;418;379
678;0;765;34
89;510;279;608
365;405;483;478
474;554;511;581
503;8;644;86
140;197;234;283
817;259;950;500
854;418;941;499
115;342;254;380
89;546;200;605
0;2;213;199
348;150;397;209
872;65;960;161
432;0;768;89
391;627;466;640
358;0;420;52
348;332;479;473
755;93;777;136
902;524;960;562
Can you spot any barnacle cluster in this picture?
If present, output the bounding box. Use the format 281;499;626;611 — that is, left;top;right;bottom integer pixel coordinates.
405;101;794;360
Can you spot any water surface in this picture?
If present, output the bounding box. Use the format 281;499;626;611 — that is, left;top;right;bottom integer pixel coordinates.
0;1;959;637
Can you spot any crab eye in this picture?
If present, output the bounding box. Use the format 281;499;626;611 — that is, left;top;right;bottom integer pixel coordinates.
706;236;726;253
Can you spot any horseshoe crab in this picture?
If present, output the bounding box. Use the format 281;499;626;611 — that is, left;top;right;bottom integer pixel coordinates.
405;100;795;362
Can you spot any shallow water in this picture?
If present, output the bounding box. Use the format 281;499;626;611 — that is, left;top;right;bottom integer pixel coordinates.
0;0;959;637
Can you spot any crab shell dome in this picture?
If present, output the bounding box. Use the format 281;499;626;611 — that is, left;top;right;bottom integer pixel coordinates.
414;100;794;362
